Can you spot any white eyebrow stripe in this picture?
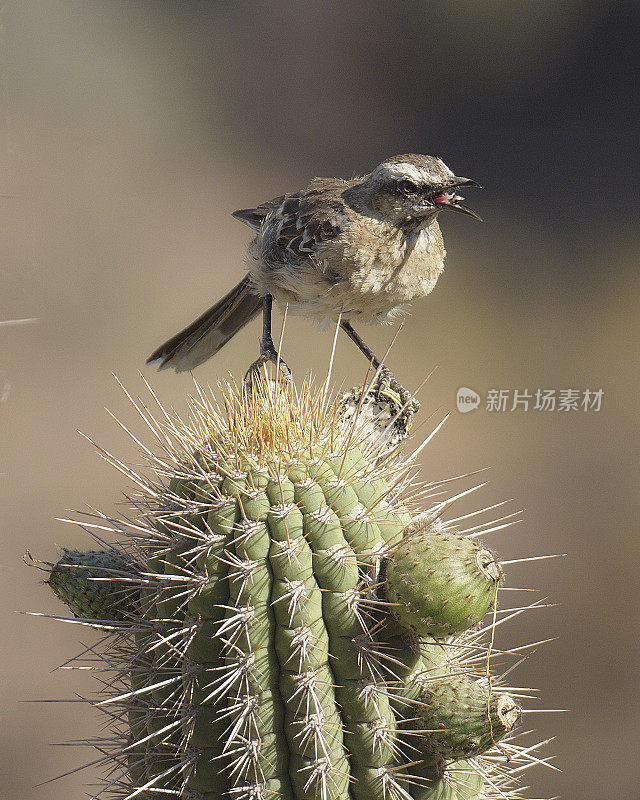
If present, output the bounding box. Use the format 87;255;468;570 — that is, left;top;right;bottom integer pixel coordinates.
381;163;426;183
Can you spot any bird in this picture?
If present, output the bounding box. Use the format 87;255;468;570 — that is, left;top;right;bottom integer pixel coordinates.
147;154;480;412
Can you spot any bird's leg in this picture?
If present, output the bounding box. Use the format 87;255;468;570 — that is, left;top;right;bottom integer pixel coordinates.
244;294;292;388
340;320;420;413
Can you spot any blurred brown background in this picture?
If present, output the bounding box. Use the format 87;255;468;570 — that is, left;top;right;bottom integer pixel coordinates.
1;2;638;799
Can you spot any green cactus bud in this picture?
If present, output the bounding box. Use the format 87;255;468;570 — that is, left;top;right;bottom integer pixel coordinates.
384;526;502;636
47;548;139;621
415;676;521;763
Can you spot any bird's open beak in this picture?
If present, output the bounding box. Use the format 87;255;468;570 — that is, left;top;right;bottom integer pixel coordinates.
452;177;481;189
431;177;482;222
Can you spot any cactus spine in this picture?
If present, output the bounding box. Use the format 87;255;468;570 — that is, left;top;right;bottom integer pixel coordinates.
41;377;553;800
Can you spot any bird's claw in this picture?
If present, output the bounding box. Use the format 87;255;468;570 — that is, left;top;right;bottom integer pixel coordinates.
244;342;292;392
375;366;420;415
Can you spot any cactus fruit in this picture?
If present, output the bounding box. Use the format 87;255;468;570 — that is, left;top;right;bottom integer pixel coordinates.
384;526;502;637
46;548;140;621
414;676;520;763
37;376;553;800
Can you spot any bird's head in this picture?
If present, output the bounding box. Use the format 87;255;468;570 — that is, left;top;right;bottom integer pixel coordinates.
365;154;481;229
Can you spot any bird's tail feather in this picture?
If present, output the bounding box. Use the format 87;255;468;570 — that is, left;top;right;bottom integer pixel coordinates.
147;275;262;372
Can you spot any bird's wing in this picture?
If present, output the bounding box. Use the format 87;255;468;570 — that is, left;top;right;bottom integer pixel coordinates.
232;196;286;232
233;185;344;260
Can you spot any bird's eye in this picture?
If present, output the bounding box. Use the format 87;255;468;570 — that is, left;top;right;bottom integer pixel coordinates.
400;180;418;195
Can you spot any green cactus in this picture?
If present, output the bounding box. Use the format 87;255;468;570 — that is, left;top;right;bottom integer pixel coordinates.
38;377;552;800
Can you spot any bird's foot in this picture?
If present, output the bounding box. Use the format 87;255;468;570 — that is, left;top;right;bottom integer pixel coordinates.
244;340;292;392
375;366;420;415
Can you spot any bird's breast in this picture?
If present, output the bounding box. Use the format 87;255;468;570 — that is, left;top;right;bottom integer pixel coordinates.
250;216;446;323
343;220;446;302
